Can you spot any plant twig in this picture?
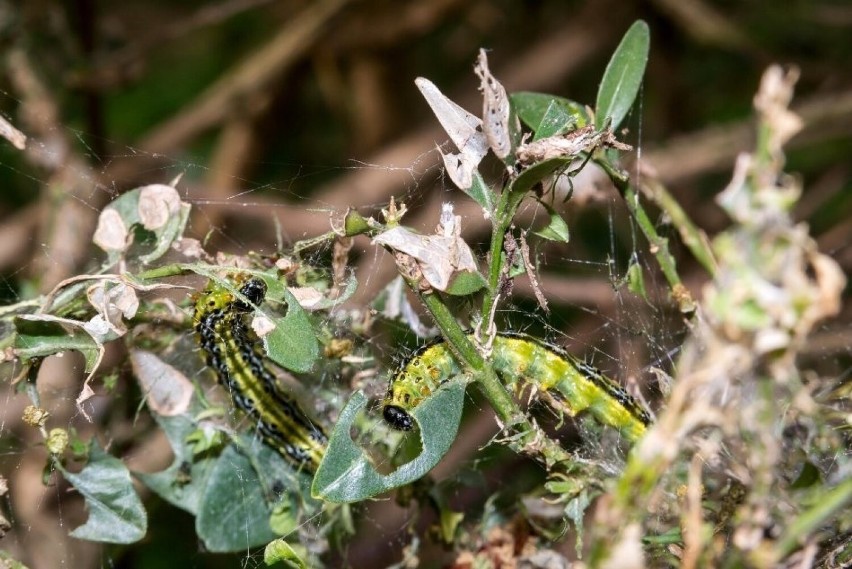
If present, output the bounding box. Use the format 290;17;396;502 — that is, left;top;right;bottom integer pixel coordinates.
407;279;576;469
597;158;696;313
638;174;717;276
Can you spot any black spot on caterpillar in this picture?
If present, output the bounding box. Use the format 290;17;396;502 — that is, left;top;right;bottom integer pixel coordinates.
194;276;327;471
382;332;651;441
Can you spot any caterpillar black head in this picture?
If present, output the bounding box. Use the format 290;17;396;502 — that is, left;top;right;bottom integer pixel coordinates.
234;278;268;312
383;405;414;431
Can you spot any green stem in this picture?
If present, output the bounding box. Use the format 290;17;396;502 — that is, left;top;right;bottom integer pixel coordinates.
413;281;517;425
408;278;575;468
135;263;191;281
480;190;513;326
413;282;523;429
597;158;695;313
480;176;533;326
639;178;717;277
418;289;484;371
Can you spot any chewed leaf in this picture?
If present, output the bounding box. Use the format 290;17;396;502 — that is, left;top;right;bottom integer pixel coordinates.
474;49;517;161
58;440;147;544
416;77;488;191
84;281;139;343
93;184;190;264
415;78;486;160
13;315;101;372
312;378;468;503
373;205;482;293
595;20;650;131
13;314;104;416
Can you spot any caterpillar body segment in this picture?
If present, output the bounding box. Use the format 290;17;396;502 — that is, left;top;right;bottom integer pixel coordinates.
194;276;327;471
382;332;651;442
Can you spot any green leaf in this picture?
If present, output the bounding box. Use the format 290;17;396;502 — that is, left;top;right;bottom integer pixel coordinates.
533;101;576;141
511;92;589;134
195;437;312;552
343;209;371;236
265;289;320;373
312;378;468;503
534;201;570;243
626;256;647;299
135;409;218;515
265;539;309;568
465;171;496;215
791;461;821;489
93;184;190;265
58;440;147;544
13;315;101;371
444;270;488;296
508;157;573;211
595;20;650;131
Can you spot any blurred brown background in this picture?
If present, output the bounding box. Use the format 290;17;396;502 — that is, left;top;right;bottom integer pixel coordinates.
0;0;850;567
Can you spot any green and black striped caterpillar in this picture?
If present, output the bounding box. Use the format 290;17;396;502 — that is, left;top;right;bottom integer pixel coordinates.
194;276;327;471
382;332;651;441
194;276;649;471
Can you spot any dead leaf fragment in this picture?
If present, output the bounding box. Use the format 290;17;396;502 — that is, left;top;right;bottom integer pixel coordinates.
373;203;479;291
287;286;325;310
416;77;488;190
92;207;129;253
474;49;513;159
130;350;193;416
84;281;139;342
138;184;182;230
251;314;276;338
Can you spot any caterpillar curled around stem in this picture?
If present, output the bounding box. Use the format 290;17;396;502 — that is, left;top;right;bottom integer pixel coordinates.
193;276;327;471
382;332;652;441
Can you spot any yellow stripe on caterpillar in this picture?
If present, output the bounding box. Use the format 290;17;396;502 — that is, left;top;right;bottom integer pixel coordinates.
382;332;651;441
193;276;327;471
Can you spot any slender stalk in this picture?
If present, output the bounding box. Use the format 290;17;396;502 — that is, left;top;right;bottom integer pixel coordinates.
597;158;695;313
418;289;484;371
135;263;190;281
413;282;524;429
639;178;717;277
408;273;576;468
480;189;513;326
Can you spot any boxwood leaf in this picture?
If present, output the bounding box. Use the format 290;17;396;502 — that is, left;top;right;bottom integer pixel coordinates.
58;440;147;544
595;20;650;131
312;378;468;503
